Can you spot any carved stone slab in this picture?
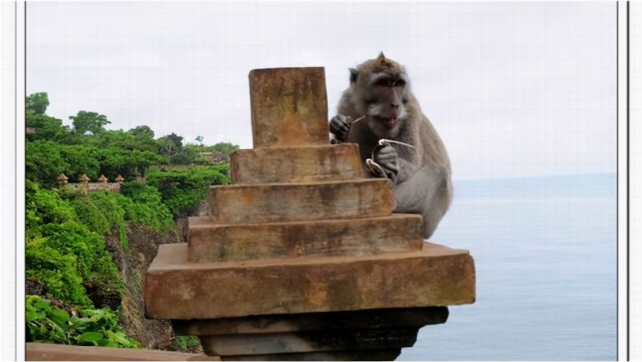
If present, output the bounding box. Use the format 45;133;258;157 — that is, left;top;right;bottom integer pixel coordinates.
249;68;328;148
230;144;364;184
208;179;393;224
145;243;476;319
188;214;424;262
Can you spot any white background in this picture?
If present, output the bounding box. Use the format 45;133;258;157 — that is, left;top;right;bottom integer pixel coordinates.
2;1;640;360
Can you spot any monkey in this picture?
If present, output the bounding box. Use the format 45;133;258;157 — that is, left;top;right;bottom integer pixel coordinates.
329;53;452;239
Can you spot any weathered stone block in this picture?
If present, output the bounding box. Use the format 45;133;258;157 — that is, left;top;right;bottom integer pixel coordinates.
230;144;364;184
145;243;476;319
208;179;393;224
222;350;402;361
249;68;328;148
199;328;417;356
173;307;448;336
26;343;219;361
188;214;423;262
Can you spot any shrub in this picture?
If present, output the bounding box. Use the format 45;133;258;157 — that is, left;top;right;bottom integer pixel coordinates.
26;237;90;306
25;141;70;188
27;221;123;304
26;180;77;231
69;192;128;249
119;182;174;232
146;165;229;216
26;295;142;348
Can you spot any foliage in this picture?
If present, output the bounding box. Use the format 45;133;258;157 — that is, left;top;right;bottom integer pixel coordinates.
59;145;102;182
119;182;174;232
70;111;111;136
26;92;50;115
26;182;124;305
26;295;142;348
146;165;229;216
26;237;91;306
27;220;123;304
26;113;67;142
168;336;201;353
211;142;240;156
157;132;184;157
69;192;129;249
26;141;70;188
25;92;238;325
26;180;77;230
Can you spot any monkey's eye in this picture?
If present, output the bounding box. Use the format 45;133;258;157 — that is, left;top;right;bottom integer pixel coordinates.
376;79;406;88
376;79;395;87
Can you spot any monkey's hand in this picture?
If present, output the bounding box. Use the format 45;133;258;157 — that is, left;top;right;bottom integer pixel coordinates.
373;145;399;182
329;114;352;143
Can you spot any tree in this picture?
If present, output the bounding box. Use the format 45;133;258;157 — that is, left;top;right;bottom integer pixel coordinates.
26;93;50;115
26;113;65;142
131;125;154;139
211;142;240;156
59;145;101;181
70;111;110;136
129;126;157;152
98;148;137;181
157;133;184;156
26;141;70;187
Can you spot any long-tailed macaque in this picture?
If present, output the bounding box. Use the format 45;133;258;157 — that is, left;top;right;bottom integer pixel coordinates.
330;53;452;239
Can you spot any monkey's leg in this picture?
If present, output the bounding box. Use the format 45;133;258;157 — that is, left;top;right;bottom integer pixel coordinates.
393;167;452;239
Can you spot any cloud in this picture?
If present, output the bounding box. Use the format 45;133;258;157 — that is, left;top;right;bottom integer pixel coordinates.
26;2;617;180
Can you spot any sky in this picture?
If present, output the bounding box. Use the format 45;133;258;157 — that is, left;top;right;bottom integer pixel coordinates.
26;1;617;180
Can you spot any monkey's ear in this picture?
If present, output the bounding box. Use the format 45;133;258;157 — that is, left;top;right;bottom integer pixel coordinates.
349;68;358;84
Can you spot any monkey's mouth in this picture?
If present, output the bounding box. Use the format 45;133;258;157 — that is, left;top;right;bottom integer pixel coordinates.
374;116;399;128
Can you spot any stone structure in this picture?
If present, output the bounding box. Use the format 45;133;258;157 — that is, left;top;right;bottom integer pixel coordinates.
26;343;218;361
145;67;475;360
58;174;122;193
57;173;68;186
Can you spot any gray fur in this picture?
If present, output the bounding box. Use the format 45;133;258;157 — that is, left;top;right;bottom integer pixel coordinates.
329;54;452;239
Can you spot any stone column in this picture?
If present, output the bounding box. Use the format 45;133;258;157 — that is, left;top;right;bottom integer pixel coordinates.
78;174;90;193
145;68;475;361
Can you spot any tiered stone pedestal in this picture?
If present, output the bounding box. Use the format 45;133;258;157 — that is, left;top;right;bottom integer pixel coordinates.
145;67;475;360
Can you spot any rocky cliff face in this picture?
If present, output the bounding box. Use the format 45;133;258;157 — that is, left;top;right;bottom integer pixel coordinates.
115;223;181;349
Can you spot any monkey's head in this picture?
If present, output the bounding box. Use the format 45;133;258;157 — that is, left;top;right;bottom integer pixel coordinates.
348;53;411;138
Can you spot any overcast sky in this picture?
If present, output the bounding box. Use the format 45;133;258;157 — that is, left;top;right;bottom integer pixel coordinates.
26;1;617;180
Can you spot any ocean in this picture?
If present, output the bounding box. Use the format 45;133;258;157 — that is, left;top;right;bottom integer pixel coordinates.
398;173;617;361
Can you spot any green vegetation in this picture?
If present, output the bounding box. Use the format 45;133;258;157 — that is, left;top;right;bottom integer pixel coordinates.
26;295;142;348
167;336;202;353
146;165;230;215
25;92;235;348
26;181;123;306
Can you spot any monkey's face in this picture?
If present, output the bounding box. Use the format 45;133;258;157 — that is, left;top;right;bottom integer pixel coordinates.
362;71;410;138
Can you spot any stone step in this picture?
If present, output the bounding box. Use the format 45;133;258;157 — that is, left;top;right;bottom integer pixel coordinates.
26;343;219;361
222;349;402;361
173;307;448;336
199;328;417;356
188;214;424;262
145;243;475;320
230;144;364;184
208;179;393;224
249;68;328;148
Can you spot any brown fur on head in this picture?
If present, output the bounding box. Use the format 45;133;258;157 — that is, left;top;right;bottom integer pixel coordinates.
342;53;412;139
349;52;406;85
